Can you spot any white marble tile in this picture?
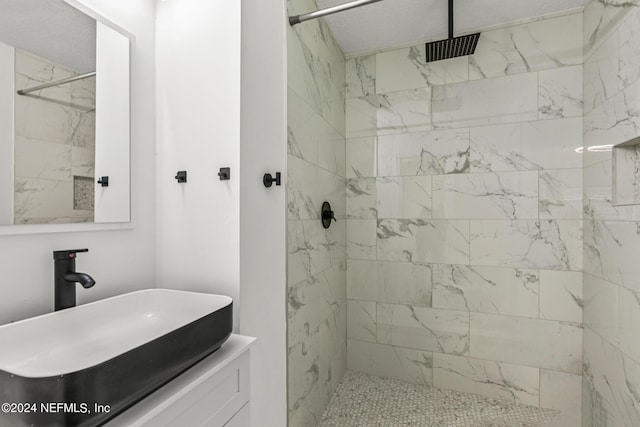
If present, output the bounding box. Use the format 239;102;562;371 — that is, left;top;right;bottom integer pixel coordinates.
470;220;583;271
583;159;640;221
318;117;346;177
539;169;583;220
71;111;95;149
288;314;342;426
347;300;377;343
14;137;71;181
324;261;348;301
287;0;344;80
331;348;347;396
376;176;432;219
432;73;538;129
583;32;619;114
288;219;346;286
470;118;583;172
583;115;615;170
470;13;582;80
347;219;377;260
288;155;345;221
346;259;377;301
346;54;375;98
432;171;538;220
432;265;539;318
347;340;433;385
540;370;582;427
619;7;640;90
287;18;345;135
14;178;74;220
539;270;583;323
71;147;95;178
584;161;614;221
378;304;469;356
346;88;432;138
346;178;377;219
377;128;470;176
377;219;470;264
346;137;376;178
15;50;75;105
288;264;346;337
538;66;583;120
584;0;640;58
584;220;640;292
376;261;431;307
15;95;84;145
288;155;322;221
69;75;96;112
376;46;468;94
583;327;640;427
433;353;540;406
584;273;619;346
619;286;640;365
470;313;582;374
583;79;640;166
347;260;432;307
284;219;318;289
582;221;602;280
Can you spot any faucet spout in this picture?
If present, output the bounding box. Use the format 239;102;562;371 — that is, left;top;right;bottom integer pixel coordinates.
53;249;94;311
64;272;95;289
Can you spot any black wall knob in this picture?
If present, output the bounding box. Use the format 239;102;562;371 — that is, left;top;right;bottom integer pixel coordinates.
263;172;281;188
218;167;231;180
97;176;109;187
175;171;187;183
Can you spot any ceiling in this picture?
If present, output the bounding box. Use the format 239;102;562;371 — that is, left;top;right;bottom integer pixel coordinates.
0;0;96;73
314;0;586;55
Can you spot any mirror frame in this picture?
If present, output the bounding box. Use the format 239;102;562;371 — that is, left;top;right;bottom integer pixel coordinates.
0;0;135;235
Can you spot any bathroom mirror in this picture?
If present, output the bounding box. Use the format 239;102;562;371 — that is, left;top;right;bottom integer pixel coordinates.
0;0;130;227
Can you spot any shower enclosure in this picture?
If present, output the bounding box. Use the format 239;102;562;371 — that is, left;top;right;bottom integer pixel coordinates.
286;0;640;426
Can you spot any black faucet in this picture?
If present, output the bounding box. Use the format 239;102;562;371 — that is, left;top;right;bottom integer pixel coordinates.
53;249;95;311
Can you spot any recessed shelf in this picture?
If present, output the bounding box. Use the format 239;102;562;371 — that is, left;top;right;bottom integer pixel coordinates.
612;136;640;206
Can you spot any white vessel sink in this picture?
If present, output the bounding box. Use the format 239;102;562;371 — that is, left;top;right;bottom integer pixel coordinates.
0;289;233;427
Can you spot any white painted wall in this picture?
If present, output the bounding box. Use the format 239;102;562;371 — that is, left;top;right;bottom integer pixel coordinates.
0;0;157;325
94;22;131;223
0;41;14;225
239;0;288;424
156;1;287;424
155;0;241;328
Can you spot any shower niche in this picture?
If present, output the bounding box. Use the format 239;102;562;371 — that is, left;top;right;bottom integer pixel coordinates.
612;137;640;206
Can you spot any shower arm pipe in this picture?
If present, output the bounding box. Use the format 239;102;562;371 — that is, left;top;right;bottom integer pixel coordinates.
17;71;96;96
289;0;384;25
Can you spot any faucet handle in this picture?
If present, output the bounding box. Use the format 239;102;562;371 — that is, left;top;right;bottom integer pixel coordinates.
53;249;89;260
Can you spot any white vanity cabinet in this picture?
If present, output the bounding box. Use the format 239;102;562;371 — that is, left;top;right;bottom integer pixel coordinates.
107;334;255;427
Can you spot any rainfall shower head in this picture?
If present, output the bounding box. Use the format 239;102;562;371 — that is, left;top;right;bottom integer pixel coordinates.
425;0;480;63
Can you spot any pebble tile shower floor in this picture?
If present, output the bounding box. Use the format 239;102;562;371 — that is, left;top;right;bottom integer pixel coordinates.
319;372;560;427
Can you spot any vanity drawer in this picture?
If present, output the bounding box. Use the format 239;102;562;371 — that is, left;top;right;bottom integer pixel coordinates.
105;335;254;427
142;351;250;427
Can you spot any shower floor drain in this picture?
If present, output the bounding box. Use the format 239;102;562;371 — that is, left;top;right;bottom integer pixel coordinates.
319;371;560;427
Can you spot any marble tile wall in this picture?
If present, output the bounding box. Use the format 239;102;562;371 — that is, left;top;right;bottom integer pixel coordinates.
345;11;584;425
286;0;347;425
582;2;640;426
14;50;95;224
